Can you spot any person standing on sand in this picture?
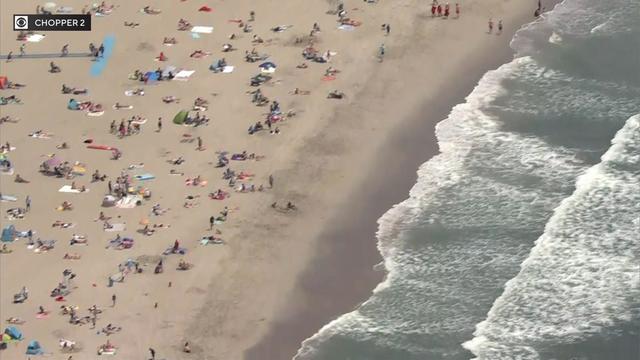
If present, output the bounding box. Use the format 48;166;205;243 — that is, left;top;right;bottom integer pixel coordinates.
6;52;12;62
61;44;69;57
431;1;437;17
498;20;503;34
488;18;494;33
25;195;31;212
157;117;162;132
455;3;460;18
19;44;26;57
209;215;215;230
149;348;156;360
269;174;274;188
111;294;116;307
197;136;203;150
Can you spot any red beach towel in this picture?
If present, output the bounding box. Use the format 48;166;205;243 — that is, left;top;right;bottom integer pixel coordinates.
198;6;213;12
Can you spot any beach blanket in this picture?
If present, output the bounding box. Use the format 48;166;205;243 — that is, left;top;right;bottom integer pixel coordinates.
26;34;46;42
338;24;356;31
131;119;147;125
1;194;17;202
56;6;73;13
87;144;116;150
191;26;213;34
1;167;15;176
222;66;234;73
173;70;195;81
104;223;126;232
116;195;141;209
87;111;105;117
163;247;187;255
59;185;89;193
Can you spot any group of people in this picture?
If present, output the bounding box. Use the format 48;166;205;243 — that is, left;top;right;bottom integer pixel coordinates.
431;1;460;18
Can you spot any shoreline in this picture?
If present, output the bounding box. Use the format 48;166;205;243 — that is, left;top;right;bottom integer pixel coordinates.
243;5;549;360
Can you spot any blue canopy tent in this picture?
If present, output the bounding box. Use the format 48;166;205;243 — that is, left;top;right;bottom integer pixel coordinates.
1;225;16;242
258;61;277;69
4;326;22;340
144;71;159;82
26;340;44;355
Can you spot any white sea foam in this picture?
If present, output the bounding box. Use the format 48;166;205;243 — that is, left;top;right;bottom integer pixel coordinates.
294;56;590;359
548;32;563;44
463;114;640;359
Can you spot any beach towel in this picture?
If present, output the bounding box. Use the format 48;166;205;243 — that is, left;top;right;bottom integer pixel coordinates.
87;145;115;150
87;110;105;117
124;90;144;96
134;174;155;181
1;167;15;176
173;70;195;81
191;26;213;34
198;5;213;12
1;194;17;202
113;105;133;110
59;185;89;193
191;33;201;39
56;6;73;13
222;66;234;73
338;24;355;31
131;119;147;125
26;34;46;42
116;195;141;209
104;223;126;232
260;67;276;74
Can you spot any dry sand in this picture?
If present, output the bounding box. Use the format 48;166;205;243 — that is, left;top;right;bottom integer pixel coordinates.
1;0;542;359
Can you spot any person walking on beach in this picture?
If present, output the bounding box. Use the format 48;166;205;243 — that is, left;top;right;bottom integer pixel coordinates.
197;136;203;150
269;174;274;188
209;215;215;230
455;3;460;18
149;347;156;360
431;1;437;17
19;44;26;57
497;20;503;34
25;195;31;212
6;52;12;63
111;294;116;307
444;3;450;18
61;44;69;57
378;43;385;62
437;3;442;16
98;43;105;57
488;18;494;33
157;117;162;132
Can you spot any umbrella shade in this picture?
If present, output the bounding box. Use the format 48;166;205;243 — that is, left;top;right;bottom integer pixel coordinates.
258;61;277;69
173;110;188;124
44;156;63;168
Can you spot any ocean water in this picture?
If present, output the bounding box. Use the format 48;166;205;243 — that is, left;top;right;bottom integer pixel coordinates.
293;0;640;359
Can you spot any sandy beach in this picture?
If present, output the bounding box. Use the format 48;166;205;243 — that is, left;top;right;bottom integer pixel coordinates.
1;0;544;359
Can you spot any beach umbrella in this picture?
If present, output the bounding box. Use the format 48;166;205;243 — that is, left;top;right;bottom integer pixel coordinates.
258;61;277;69
44;156;63;168
173;110;188;125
